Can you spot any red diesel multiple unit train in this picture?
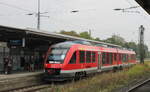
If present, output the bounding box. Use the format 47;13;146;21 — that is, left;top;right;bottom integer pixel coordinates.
44;41;136;81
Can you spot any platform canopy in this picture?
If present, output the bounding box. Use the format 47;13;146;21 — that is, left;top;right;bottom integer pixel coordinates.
0;25;121;48
135;0;150;14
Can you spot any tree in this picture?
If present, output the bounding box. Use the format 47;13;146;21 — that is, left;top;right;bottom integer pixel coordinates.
79;31;92;39
95;37;101;41
59;30;79;37
104;35;126;46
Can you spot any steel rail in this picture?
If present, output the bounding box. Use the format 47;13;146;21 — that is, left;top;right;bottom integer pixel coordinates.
127;78;150;92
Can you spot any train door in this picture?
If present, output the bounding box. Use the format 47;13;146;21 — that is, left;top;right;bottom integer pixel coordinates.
98;52;101;70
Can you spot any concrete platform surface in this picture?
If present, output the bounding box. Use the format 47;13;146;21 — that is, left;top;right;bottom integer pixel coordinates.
0;71;44;92
0;71;43;80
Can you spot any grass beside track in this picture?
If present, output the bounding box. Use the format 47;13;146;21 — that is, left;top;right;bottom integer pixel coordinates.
41;61;150;92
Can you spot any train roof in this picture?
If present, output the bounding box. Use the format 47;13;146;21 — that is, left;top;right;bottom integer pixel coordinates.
51;41;135;54
51;40;92;48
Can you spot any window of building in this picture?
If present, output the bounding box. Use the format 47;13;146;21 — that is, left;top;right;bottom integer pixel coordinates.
80;51;85;63
69;52;76;64
86;51;91;63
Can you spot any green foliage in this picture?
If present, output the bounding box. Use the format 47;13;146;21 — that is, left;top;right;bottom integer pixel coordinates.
94;37;101;41
59;30;79;37
104;35;126;46
41;62;150;92
79;31;92;39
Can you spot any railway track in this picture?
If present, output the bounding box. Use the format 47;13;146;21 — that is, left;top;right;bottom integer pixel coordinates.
1;83;50;92
127;78;150;92
11;84;51;92
2;80;72;92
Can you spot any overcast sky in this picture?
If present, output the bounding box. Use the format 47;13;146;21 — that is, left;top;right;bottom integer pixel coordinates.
0;0;150;49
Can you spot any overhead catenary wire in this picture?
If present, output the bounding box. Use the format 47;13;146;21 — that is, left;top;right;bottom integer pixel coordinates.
124;0;150;23
0;2;35;13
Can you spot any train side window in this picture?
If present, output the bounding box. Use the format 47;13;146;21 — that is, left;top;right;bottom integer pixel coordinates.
127;54;129;62
122;54;125;62
132;54;135;60
102;52;106;64
92;52;96;62
124;54;126;62
119;54;121;61
86;51;91;63
69;52;76;64
106;53;109;64
80;51;85;63
109;53;113;64
120;54;122;61
114;53;117;61
129;55;131;60
126;54;128;62
132;55;134;60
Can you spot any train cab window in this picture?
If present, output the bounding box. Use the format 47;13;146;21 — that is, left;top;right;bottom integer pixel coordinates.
48;48;68;63
102;52;106;64
92;52;96;62
80;51;85;63
86;51;91;63
69;52;76;64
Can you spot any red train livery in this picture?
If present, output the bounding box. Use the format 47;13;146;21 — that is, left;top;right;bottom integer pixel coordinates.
44;41;136;81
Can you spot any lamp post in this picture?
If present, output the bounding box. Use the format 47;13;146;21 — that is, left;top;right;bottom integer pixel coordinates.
37;0;40;30
27;0;49;30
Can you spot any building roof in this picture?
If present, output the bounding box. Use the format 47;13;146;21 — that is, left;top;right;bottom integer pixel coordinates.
0;25;121;48
135;0;150;14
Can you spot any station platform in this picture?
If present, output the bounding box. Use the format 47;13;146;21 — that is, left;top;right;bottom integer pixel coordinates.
0;71;45;92
0;71;43;80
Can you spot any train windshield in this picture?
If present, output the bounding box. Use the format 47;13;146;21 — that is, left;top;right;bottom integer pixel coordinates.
48;48;68;63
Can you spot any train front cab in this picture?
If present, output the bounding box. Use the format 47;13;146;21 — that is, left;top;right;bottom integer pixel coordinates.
44;44;100;81
44;46;70;81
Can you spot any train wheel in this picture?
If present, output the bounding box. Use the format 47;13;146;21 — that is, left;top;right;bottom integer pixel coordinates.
119;66;123;70
83;71;87;77
74;72;84;81
74;72;80;81
113;67;117;72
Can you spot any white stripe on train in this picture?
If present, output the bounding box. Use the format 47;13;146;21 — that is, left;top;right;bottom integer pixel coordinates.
60;63;136;74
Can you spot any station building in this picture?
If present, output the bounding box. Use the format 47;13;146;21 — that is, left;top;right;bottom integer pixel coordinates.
0;25;68;72
0;25;120;73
